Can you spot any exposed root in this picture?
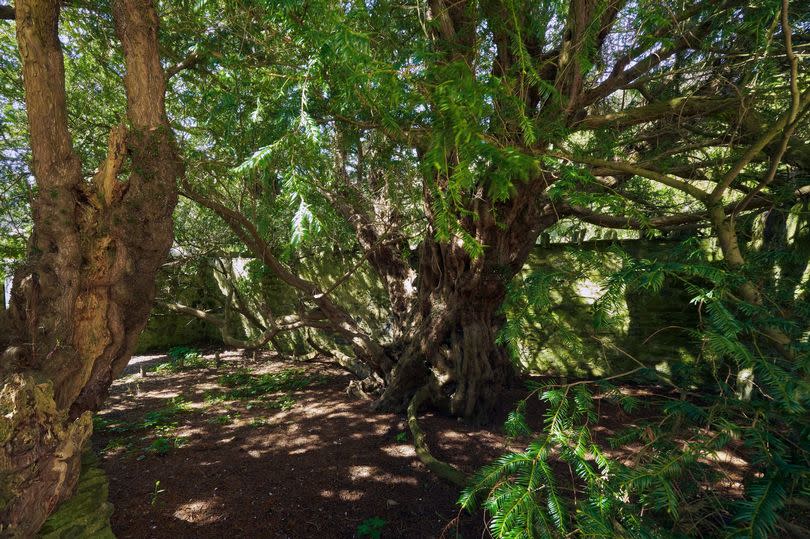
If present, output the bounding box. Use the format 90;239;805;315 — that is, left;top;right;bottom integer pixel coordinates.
304;337;372;380
346;376;384;400
407;385;468;487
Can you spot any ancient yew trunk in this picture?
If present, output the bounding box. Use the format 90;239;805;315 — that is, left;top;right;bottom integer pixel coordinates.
0;0;180;533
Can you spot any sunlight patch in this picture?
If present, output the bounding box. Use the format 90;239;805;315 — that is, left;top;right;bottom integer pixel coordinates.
337;490;364;501
173;499;222;524
348;465;378;480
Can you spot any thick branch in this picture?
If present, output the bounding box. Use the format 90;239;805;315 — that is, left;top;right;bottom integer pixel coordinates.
575;97;741;131
566;197;772;231
549;151;710;201
113;0;168;128
709;88;810;204
164;301;319;350
16;0;80;187
165;49;202;80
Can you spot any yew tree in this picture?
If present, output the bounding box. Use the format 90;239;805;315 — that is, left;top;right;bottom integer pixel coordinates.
168;0;808;421
0;0;181;533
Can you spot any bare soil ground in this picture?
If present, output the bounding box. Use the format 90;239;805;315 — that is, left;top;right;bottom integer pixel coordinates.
93;350;753;538
93;350;528;538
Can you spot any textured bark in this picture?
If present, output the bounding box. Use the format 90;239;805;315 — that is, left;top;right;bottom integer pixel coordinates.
708;205;793;358
0;0;180;534
378;181;560;420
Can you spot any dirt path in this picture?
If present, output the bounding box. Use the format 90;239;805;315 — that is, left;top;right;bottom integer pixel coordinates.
93;350;520;538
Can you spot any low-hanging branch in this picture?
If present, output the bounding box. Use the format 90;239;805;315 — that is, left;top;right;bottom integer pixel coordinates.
180;181;394;375
163;301;325;350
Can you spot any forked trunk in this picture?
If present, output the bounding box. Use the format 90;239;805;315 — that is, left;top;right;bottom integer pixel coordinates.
0;1;180;534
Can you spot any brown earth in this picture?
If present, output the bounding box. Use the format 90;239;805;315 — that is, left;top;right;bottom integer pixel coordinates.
92;350;530;538
92;350;752;538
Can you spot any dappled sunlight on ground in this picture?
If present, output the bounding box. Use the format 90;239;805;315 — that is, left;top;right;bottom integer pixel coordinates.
93;350;503;538
94;349;751;537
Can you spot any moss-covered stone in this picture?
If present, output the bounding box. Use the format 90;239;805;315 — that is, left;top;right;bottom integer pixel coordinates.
37;452;114;539
513;240;703;377
134;240;721;377
135;261;222;352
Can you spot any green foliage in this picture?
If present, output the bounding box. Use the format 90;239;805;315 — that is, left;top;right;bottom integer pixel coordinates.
153;347;210;374
203;392;228;407
267;395;296;411
167;346;203;363
356;516;386;539
466;237;810;538
141;397;191;432
218;368;316;399
207;413;237;426
146;438;172;456
100;437;129;455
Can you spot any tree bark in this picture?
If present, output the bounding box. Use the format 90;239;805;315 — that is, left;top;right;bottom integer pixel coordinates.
378;181;559;420
0;0;180;534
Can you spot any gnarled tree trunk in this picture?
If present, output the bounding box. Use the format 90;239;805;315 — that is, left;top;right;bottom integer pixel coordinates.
378;182;559;420
0;0;180;534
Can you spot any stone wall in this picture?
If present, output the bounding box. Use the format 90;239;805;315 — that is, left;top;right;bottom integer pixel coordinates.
136;240;705;377
512;240;702;378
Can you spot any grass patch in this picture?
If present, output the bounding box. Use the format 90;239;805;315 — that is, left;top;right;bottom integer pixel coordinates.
145;435;188;456
207;413;239;425
147;437;172;455
245;395;297;411
356;517;386;539
93;415;133;434
203;391;229;407
218;368;316;399
268;395;296;411
249;417;269;428
153;346;211;374
101;437;131;455
141;397;191;430
94;397;191;436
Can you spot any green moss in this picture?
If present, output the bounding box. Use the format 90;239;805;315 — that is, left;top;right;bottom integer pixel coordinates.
512;240;702;376
38;452;114;539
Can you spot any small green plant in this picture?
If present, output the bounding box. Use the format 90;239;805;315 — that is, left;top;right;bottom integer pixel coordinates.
101;437;129;455
207;413;237;425
269;395;296;411
395;431;408;443
249;417;268;428
173;435;188;448
153;347;209;374
147;437;172;455
203;392;228;407
150;480;164;506
356;516;386;539
93;415;133;434
138;397;191;442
